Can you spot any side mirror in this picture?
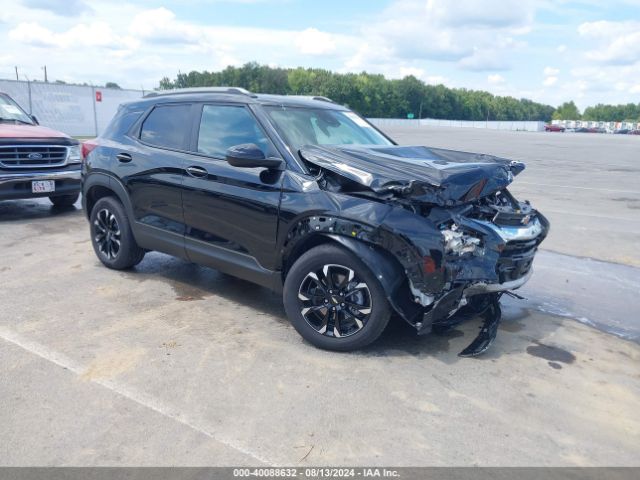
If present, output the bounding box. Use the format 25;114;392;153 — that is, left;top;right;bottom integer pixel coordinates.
226;144;283;170
31;115;39;125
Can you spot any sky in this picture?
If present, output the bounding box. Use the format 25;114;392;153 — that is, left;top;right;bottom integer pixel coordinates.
1;0;639;110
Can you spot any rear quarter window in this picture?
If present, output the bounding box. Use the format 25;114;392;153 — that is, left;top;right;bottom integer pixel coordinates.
102;105;145;139
140;104;191;150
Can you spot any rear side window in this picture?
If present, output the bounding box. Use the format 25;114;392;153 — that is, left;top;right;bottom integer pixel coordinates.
103;105;145;139
197;105;274;158
140;104;191;150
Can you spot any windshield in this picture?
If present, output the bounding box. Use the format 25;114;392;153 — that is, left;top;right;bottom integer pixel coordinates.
0;94;33;124
264;106;393;151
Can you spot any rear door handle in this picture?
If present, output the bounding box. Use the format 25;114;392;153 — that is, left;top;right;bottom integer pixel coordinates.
116;153;132;163
186;166;208;178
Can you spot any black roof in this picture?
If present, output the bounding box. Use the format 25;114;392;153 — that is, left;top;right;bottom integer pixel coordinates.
136;87;347;110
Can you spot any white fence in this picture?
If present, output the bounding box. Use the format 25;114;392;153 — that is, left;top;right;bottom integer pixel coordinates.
0;79;144;137
369;118;545;131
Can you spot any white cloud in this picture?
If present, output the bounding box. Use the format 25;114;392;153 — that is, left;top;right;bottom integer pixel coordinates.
294;28;337;55
577;20;638;38
129;7;199;44
355;0;534;72
399;67;425;78
542;67;559;87
9;21;127;49
22;0;91;16
5;4;364;86
1;0;637;109
426;0;535;28
425;75;448;85
578;20;640;65
459;49;510;71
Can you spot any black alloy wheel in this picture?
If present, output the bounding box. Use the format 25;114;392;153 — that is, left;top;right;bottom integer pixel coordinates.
89;196;145;270
297;263;372;338
283;244;391;351
94;208;121;260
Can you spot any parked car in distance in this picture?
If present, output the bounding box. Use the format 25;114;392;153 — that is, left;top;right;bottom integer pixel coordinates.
82;87;549;356
0;92;81;206
544;124;565;132
629;129;640;135
614;129;630;134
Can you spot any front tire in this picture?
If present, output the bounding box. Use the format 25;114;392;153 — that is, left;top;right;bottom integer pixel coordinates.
89;196;145;270
49;193;79;207
283;244;391;351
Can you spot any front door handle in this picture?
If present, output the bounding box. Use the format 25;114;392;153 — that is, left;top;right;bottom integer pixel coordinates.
116;153;132;163
186;166;208;178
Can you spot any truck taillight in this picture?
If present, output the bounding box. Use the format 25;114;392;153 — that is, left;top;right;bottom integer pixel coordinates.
81;140;98;160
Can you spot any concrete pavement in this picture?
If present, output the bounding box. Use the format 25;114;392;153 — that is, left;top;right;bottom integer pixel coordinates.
1;128;639;466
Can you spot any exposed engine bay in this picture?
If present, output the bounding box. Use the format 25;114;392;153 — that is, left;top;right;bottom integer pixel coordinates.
293;144;550;356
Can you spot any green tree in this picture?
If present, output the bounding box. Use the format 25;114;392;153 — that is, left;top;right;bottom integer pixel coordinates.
552;101;581;120
158;62;559;121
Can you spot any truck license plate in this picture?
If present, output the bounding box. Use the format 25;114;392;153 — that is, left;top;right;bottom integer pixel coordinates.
32;180;55;193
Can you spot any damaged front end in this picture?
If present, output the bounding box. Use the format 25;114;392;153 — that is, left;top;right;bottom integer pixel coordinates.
297;144;550;356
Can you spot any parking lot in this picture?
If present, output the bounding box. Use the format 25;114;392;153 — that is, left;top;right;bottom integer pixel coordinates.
1;127;639;466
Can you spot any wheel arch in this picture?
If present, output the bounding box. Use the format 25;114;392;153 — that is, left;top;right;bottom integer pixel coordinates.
83;173;134;221
283;232;423;325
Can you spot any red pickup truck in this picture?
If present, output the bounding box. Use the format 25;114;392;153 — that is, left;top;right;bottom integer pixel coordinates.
0;92;81;206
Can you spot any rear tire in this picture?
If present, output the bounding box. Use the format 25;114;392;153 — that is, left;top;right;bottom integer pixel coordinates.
49;193;79;207
89;196;145;270
283;244;391;351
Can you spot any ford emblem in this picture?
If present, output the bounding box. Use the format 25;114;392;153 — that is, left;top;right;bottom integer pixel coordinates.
28;152;43;160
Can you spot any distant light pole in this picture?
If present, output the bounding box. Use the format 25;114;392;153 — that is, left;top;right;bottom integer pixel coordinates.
14;66;18;81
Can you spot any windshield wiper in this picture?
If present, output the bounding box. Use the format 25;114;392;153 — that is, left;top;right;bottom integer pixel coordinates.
0;117;33;125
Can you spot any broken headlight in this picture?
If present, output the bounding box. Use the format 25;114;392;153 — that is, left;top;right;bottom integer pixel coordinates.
441;224;482;256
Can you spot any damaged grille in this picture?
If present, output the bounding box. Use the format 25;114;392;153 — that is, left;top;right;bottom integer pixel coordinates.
0;146;68;169
497;238;538;282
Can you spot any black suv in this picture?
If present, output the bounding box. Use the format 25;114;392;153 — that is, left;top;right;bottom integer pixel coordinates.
82;87;548;355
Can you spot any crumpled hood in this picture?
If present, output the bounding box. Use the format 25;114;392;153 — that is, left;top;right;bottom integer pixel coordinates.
299;145;525;206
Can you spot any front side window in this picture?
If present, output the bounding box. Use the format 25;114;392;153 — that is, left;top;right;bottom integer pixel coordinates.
140;104;191;150
0;94;33;125
197;105;274;158
264;106;393;152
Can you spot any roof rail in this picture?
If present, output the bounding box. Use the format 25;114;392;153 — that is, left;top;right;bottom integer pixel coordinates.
144;87;256;98
311;96;335;104
287;95;336;104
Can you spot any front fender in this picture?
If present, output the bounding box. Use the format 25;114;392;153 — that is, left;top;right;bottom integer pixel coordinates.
323;234;424;325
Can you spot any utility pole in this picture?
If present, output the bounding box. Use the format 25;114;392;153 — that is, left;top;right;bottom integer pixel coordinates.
14;66;18;81
43;65;48;82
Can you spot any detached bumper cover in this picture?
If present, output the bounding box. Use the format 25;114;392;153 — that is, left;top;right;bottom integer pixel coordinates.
463;268;533;296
